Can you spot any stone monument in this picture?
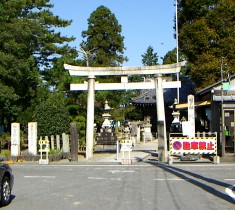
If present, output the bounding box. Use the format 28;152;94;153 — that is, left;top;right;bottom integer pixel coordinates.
95;101;117;147
11;123;20;157
140;116;153;142
28;122;37;155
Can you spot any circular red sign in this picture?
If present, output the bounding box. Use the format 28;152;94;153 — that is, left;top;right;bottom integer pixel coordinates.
173;141;182;150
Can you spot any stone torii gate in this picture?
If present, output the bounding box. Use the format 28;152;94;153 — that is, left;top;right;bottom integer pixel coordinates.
64;61;186;162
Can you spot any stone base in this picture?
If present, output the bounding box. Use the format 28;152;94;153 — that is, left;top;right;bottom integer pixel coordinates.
94;145;117;151
168;156;173;165
213;156;220;164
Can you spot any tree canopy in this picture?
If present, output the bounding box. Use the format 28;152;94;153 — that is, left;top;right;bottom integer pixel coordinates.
81;5;128;67
141;46;159;66
0;0;75;129
178;0;235;89
32;93;70;137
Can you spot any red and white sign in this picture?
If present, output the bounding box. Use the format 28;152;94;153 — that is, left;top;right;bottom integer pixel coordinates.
170;137;217;155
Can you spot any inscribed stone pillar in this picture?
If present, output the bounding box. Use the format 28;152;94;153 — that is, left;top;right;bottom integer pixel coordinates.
70;123;78;161
56;135;60;150
62;133;70;153
28;122;37;155
51;135;55;150
188;94;195;138
11;123;20;156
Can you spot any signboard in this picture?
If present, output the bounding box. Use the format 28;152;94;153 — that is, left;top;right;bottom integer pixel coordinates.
170;137;217;155
120;140;132;152
39;140;50;152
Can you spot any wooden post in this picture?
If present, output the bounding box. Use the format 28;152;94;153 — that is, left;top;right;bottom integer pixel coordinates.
70;123;78;161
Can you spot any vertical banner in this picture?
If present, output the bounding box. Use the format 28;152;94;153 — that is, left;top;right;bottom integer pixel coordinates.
11;123;20;156
28;122;37;155
188;95;195;138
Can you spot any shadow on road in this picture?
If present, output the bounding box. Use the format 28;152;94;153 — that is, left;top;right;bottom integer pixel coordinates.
146;161;235;204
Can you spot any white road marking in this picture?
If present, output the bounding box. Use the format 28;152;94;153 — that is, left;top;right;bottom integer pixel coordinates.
88;177;108;180
24;176;56;178
224;179;235;181
154;178;189;181
225;185;235;200
88;177;121;181
108;170;135;174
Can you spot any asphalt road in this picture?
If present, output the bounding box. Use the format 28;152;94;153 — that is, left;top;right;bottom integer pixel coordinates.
3;162;235;210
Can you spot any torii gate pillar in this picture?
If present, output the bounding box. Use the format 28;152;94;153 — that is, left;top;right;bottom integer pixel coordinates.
155;74;167;162
86;75;95;159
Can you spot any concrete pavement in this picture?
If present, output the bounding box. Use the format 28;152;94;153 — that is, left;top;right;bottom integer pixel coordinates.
74;140;158;163
8;139;235;165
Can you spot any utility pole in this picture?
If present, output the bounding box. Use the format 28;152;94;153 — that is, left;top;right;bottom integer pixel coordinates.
221;57;225;157
175;0;180;103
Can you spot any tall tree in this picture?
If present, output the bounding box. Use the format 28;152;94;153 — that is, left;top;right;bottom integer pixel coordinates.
79;6;142;129
0;0;75;128
81;5;128;67
141;46;159;66
178;0;235;89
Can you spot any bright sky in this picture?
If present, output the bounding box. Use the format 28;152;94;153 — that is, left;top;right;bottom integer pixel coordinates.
50;0;177;66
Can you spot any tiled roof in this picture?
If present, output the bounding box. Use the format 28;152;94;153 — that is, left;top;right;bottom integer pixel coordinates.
131;77;196;105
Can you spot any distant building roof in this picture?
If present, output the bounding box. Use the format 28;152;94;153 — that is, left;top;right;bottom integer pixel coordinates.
131;76;196;106
197;74;235;96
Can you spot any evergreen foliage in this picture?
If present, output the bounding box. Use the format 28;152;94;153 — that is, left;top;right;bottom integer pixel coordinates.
141;46;159;66
32;93;70;137
79;6;142;128
178;0;235;89
0;0;75;129
81;5;128;67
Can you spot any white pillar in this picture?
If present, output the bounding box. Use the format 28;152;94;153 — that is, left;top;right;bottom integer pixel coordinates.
188;94;195;138
155;74;167;162
28;122;37;155
11;123;20;156
62;133;70;153
137;125;140;143
51;135;55;150
56;135;60;150
86;75;95;159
